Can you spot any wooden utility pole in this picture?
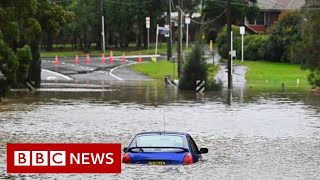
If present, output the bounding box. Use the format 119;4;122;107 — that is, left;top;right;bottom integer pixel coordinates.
227;0;232;89
177;0;182;78
167;0;172;60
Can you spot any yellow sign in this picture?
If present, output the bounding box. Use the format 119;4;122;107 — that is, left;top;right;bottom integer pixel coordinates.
151;57;157;63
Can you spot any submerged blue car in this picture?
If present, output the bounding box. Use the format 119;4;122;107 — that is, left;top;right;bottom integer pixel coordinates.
122;132;208;165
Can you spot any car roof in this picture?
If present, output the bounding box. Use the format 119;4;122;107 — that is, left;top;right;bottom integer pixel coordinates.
136;132;189;136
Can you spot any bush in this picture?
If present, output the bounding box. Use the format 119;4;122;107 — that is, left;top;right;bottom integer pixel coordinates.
240;34;268;60
217;25;268;60
16;45;32;86
216;25;240;59
308;68;320;88
179;42;208;90
265;10;302;62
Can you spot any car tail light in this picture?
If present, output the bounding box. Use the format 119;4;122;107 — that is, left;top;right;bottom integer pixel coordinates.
183;153;193;165
122;153;131;164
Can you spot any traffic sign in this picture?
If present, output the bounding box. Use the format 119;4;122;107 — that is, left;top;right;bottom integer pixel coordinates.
240;26;245;35
185;16;190;24
146;17;150;29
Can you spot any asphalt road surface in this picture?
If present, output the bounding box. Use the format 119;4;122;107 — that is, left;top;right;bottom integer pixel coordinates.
41;55;159;83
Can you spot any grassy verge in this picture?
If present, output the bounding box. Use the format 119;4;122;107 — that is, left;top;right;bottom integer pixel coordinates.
131;60;219;81
131;60;178;80
40;44;192;58
234;60;311;90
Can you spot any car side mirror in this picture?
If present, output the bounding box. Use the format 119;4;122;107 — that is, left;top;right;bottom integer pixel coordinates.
199;148;208;154
123;147;128;152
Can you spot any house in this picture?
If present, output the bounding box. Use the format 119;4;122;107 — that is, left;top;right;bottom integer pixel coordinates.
245;0;305;33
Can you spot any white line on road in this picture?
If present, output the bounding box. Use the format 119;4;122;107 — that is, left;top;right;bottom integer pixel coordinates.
109;60;137;81
42;69;74;81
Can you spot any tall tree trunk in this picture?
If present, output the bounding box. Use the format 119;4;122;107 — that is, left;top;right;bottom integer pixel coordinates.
143;23;147;49
46;32;53;51
30;35;41;88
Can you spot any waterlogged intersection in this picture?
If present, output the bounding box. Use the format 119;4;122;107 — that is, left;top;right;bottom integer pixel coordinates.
1;82;320;179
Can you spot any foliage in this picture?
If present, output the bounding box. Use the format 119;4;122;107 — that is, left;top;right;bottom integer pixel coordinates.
241;34;268;60
216;25;240;59
0;0;48;90
308;68;320;88
265;10;302;62
16;45;32;86
291;6;320;87
203;0;259;40
37;0;74;51
179;41;207;90
0;35;18;86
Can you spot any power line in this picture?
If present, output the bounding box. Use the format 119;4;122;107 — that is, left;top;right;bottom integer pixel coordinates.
176;5;227;25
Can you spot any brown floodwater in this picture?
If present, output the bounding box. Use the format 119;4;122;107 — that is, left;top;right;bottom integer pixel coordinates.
0;81;320;179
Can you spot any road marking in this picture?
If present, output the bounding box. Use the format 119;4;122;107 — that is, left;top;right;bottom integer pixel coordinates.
109;60;137;80
42;69;73;81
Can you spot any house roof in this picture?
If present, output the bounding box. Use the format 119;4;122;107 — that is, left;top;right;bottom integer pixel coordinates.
257;0;305;11
246;25;267;33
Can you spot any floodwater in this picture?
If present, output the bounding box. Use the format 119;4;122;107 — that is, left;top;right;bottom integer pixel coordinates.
1;81;320;179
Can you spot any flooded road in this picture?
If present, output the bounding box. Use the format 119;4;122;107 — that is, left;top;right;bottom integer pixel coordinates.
1;81;320;179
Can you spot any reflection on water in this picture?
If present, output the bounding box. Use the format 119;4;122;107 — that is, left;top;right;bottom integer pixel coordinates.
0;81;320;179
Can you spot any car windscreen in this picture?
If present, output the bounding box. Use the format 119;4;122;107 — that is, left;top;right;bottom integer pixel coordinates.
130;134;187;152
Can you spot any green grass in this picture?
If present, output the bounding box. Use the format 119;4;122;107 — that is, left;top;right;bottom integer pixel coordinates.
131;60;179;80
235;60;311;90
131;60;220;81
40;43;192;58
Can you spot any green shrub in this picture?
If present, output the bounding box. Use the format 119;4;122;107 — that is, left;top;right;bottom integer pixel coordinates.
265;10;302;62
240;34;268;60
217;25;269;60
16;45;32;86
216;25;240;59
179;42;208;90
308;68;320;88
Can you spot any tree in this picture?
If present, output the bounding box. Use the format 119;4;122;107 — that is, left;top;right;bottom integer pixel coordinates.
179;40;208;90
292;3;320;88
202;0;259;40
36;0;74;51
265;10;302;62
0;0;40;89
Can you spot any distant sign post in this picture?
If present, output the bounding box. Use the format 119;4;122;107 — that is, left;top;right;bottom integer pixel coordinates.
155;25;170;55
185;15;191;48
164;25;170;37
240;26;245;62
146;17;150;50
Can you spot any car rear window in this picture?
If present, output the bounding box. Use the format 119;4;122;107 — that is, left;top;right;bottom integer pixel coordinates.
133;134;185;148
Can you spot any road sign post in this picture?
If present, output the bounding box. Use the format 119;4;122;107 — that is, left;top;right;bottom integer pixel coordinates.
240;26;245;62
146;17;150;50
185;15;190;49
155;24;159;55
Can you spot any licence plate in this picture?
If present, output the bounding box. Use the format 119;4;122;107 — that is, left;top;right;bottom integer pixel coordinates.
148;161;166;165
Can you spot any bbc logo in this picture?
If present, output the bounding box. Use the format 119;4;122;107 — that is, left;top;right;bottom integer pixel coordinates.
14;151;66;166
7;143;121;173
